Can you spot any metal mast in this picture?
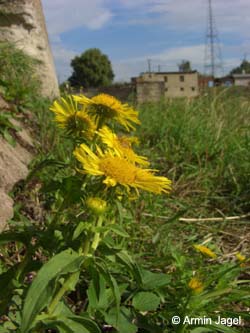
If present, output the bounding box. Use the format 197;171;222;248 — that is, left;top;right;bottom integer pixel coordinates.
204;0;223;77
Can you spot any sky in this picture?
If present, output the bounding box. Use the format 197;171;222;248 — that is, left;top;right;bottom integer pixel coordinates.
41;0;250;83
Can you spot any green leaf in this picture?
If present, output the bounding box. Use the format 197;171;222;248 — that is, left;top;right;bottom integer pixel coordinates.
41;315;101;333
53;301;74;317
0;265;21;315
104;224;129;238
0;231;30;245
207;323;239;333
115;251;142;285
95;261;121;317
141;269;171;290
20;249;84;333
3;129;15;146
72;221;89;240
87;268;106;310
132;291;160;311
69;316;101;333
60;176;84;205
190;328;213;333
115;200;125;223
105;307;137;333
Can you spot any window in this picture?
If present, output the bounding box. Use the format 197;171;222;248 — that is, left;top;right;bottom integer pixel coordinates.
164;76;168;82
180;87;184;91
180;75;184;82
191;87;195;91
165;87;168;92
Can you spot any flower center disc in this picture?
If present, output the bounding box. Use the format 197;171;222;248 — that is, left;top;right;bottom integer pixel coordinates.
100;156;136;184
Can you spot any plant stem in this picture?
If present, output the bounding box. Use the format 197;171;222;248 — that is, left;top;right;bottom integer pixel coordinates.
47;271;79;314
91;216;103;251
49;198;65;226
83;238;90;256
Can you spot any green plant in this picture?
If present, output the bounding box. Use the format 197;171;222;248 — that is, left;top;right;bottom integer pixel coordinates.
0;112;20;146
0;42;40;106
0;93;172;333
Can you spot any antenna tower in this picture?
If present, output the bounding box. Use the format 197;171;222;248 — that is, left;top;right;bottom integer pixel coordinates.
204;0;223;77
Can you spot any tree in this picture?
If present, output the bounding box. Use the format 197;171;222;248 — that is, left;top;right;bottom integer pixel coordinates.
68;48;114;88
178;60;192;72
230;60;250;75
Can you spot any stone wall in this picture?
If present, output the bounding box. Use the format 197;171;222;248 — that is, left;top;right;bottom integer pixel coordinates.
0;95;34;231
78;84;135;102
0;0;59;98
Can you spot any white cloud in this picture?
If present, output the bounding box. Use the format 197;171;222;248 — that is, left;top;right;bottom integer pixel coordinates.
117;0;250;37
41;0;113;35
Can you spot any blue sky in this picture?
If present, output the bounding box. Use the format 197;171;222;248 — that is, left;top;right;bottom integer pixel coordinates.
41;0;250;83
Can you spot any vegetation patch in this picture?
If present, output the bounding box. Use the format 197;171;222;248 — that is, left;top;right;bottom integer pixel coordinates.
0;51;249;332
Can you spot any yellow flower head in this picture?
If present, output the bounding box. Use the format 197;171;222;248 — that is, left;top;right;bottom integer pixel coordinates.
73;93;140;131
73;144;171;195
236;253;246;262
86;197;107;215
188;277;204;294
194;244;217;259
50;96;96;138
98;126;149;166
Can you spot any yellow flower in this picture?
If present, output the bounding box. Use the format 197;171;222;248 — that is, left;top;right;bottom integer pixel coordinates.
50;96;96;138
236;253;246;262
98;126;149;166
188;277;204;294
73;144;171;195
194;244;217;259
73;93;140;131
86;197;107;215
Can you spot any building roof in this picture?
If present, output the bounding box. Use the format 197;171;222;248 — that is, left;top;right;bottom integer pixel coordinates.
141;70;198;75
232;74;250;79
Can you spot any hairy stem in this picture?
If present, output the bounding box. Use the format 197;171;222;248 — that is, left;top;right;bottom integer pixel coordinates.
91;216;103;251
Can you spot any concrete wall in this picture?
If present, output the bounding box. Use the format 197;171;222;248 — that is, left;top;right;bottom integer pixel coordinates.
0;0;59;98
136;72;199;103
136;81;165;103
234;78;250;87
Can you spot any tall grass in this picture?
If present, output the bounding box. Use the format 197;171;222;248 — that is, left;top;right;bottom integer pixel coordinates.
138;88;250;216
0;42;40;106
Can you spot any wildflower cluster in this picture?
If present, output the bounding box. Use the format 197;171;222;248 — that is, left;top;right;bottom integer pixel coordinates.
50;93;171;200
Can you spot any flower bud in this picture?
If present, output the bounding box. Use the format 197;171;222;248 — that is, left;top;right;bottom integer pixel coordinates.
86;197;107;215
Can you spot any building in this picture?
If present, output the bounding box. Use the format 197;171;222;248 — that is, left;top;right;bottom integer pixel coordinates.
232;74;250;87
134;71;199;103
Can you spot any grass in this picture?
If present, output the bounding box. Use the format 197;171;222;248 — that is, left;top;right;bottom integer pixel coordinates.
137;88;250;217
0;42;40;106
